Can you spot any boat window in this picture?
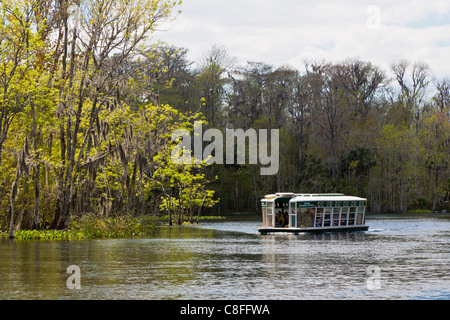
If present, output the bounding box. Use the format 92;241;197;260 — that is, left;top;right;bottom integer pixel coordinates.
289;202;297;227
298;208;314;228
315;208;324;227
340;207;349;226
267;202;273;227
323;207;332;226
332;208;340;226
349;207;356;225
262;201;274;228
274;200;288;227
356;207;364;225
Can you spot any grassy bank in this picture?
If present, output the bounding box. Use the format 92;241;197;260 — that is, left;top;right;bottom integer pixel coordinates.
0;215;152;240
0;214;227;240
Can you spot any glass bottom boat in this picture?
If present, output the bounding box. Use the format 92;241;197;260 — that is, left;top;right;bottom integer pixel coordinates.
258;192;369;235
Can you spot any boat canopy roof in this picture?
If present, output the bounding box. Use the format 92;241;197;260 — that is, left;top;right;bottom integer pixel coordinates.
263;192;296;200
290;195;366;202
261;193;366;202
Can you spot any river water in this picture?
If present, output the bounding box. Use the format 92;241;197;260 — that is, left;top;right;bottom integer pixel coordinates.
0;214;449;300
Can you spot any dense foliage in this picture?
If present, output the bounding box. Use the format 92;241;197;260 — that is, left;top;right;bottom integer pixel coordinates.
1;1;449;237
155;45;449;216
0;0;218;237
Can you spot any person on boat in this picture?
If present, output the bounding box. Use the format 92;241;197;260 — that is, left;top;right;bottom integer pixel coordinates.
333;216;339;226
283;211;288;227
315;217;322;227
276;211;284;227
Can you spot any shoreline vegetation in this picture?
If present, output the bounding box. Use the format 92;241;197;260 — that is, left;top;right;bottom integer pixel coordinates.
1;1;448;240
0;214;228;240
1;210;446;241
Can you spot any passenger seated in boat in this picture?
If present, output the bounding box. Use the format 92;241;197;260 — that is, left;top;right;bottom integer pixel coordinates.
275;211;285;227
275;211;280;227
315;218;322;227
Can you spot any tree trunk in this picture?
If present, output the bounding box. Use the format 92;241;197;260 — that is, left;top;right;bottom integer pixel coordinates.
196;197;206;224
9;173;19;238
31;103;40;230
298;130;303;187
31;163;40;230
56;177;73;229
9;202;15;239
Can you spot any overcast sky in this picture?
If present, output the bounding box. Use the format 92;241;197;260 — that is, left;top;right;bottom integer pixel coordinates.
156;0;450;78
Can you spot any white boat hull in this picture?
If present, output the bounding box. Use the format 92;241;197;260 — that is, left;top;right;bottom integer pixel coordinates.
258;225;369;235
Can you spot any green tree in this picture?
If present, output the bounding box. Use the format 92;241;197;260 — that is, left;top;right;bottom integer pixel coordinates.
50;0;182;229
196;44;235;126
151;135;218;225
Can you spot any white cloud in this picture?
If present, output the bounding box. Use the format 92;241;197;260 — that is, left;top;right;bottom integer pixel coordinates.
156;0;450;78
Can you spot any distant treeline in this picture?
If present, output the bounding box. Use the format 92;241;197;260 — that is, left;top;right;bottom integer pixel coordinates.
1;1;449;235
156;44;450;215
